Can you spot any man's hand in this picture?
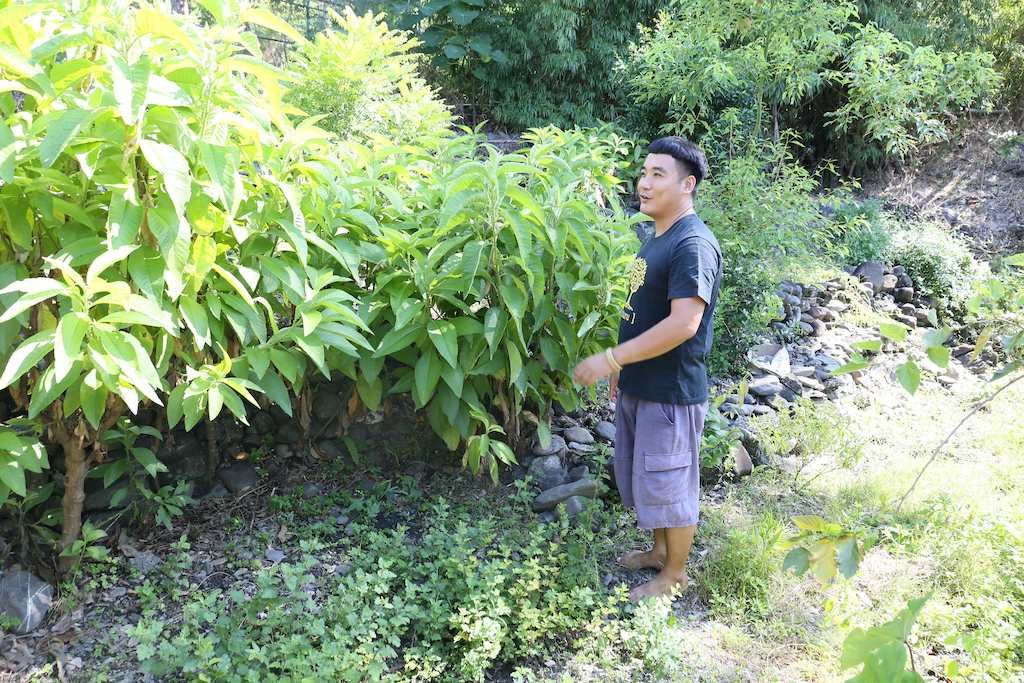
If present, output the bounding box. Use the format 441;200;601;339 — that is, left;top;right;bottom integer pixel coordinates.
609;370;619;403
572;352;613;388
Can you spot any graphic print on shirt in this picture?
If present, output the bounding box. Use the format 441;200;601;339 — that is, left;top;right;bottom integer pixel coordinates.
622;257;647;324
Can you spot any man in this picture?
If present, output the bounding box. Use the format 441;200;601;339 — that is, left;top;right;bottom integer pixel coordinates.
573;136;722;601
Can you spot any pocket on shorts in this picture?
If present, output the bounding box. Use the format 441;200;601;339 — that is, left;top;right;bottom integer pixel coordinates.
638;449;692;506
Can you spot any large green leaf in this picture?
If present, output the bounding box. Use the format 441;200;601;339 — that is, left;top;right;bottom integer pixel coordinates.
110;53;151;125
105;189;144;248
134;9;199;55
141;139;192;218
895;361;921;394
54;312;90;380
414;349;441;408
0;452;26;498
0;119;16;183
40;107;99;168
0;329;56;390
427;320;458;368
373;323;425;358
0;278;67;323
198;141;241;219
238;8;308;45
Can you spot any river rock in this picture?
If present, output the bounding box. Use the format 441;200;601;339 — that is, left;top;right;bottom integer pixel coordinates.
563;427;595;445
129;553;163;574
749;375;785;397
853;261;886;294
218;461;262;493
593;421;616;441
532;478;599;512
274;423;302;445
880;274;898;292
0;571;53;634
312;391;344;423
157;432;206;481
532;434;567;458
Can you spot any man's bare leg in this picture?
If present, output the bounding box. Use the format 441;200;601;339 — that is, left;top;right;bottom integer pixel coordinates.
628;525;694;601
617;528;667;569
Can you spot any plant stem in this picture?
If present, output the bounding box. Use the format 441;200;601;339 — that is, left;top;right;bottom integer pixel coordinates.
890;371;1024;513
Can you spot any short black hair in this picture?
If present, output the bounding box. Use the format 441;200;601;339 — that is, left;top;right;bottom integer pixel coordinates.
648;136;708;198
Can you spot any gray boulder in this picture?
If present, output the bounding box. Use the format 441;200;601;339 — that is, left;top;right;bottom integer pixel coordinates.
563;427;595;445
0;571;53;634
157;432;206;481
853;261;886;294
748;375;785;397
593;421;617;441
532;478;599;512
532;434;567;458
218;461;262;493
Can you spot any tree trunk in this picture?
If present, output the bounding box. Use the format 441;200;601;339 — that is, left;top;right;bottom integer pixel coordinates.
51;417;91;576
50;400;125;577
199;415;217;484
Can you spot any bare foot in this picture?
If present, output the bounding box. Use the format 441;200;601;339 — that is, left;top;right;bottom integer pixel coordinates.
627;570;688;602
617;549;666;570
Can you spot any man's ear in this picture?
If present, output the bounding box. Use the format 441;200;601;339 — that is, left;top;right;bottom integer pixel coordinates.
682;174;697;195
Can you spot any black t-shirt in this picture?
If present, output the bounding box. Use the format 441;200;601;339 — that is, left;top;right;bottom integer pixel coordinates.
617;214;722;405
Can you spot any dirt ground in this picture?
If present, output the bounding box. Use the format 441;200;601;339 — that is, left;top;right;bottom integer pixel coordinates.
861;115;1024;257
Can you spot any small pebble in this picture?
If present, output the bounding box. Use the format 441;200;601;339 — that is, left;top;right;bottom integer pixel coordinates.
265;549;286;563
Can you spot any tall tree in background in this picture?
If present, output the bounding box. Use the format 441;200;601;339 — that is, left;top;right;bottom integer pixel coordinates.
361;0;661;129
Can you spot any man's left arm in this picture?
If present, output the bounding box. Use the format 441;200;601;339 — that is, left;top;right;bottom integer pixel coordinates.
572;296;706;387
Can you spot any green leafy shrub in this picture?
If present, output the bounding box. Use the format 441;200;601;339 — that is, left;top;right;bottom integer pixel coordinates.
326;125;635;479
700;404;740;470
698;136;843;374
830;200;898;266
752;399;862;488
623;0;1000;169
697;508;785;620
966;257;1024;378
284;9;452;142
375;0;659;130
883;221;986;316
0;0;372;570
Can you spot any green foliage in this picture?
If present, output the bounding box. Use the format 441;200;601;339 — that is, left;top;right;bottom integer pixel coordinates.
859;0;1024;115
697;507;785;619
624;0;1001;169
781;515;865;586
700;399;740;471
841;594;931;683
626;0;855;141
883;221;985;316
830;200;897;266
0;0;371;557
827;24;1002;159
131;498;624;682
0;424;49;507
752;398;862;484
709;258;778;376
617;597;684;678
58;520;110;579
698;136;843;374
332;125;634;480
283;9;452;142
373;0;659;129
0;0;636;555
966;255;1024;381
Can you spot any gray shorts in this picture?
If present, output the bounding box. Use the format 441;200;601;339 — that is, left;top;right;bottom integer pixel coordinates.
613;393;708;530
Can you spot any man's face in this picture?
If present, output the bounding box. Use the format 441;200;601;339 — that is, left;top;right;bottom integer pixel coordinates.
637;153;694;222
